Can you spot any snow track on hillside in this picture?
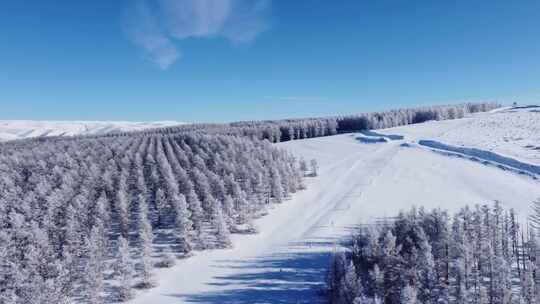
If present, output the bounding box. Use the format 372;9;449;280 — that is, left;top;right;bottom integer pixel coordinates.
418;140;540;178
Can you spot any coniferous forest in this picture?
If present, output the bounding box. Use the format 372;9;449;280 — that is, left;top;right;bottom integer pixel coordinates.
123;102;499;144
0;102;499;303
0;133;303;303
328;202;540;304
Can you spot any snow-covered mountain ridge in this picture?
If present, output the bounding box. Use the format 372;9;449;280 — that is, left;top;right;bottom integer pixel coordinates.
0;120;184;141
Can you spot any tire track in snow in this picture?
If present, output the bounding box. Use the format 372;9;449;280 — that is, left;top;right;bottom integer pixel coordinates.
300;143;400;239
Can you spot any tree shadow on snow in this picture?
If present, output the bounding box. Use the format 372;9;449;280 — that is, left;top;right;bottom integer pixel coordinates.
163;250;331;303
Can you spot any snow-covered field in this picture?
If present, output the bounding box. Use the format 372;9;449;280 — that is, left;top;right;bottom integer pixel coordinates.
0;120;184;141
129;107;540;304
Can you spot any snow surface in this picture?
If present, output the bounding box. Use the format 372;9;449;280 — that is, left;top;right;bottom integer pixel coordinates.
387;106;540;165
129;109;540;304
0;120;184;141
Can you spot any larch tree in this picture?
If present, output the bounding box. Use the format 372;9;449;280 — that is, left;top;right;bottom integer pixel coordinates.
154;188;167;228
137;193;155;289
173;193;193;255
310;159;318;177
210;198;232;248
82;226;105;304
299;157;308;176
116;172;130;238
185;187;204;235
529;198;540;236
116;236;134;301
401;285;418;304
270;167;284;204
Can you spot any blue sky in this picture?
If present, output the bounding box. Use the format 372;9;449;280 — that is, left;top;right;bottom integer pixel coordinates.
1;0;539;122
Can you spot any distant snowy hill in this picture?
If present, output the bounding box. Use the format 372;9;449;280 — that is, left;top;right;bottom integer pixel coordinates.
0;120;184;141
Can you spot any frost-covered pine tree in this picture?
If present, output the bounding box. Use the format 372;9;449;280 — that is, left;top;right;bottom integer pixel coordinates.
529;198;540;236
116;172;130;238
154;188;167;228
310;159;318;177
234;192;252;226
401;285;418;304
191;168;213;211
370;263;384;301
137;194;155;288
222;194;237;231
521;260;537;304
493;255;512;304
172;193;193;255
62;203;84;284
210;198;232;248
450;214;470;304
82;226;105;304
186;187;204;234
94;191;109;232
270;167;284;204
116;236;134;301
0;230;17;303
380;230;402;304
416;228;437;304
21;224;70;304
299;157;308;176
340;261;362;304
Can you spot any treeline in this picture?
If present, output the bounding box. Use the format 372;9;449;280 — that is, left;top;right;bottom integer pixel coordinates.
212;102;499;142
334;102;498;135
38;102;495;144
0;132;304;303
0;103;499;150
328;202;540;304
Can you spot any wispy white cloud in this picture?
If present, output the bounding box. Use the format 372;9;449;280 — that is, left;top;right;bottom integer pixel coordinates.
123;1;180;70
264;96;330;102
124;0;270;69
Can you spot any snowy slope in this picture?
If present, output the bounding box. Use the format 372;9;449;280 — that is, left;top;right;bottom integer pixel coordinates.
0;120;184;141
129;109;540;304
387;105;540;165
